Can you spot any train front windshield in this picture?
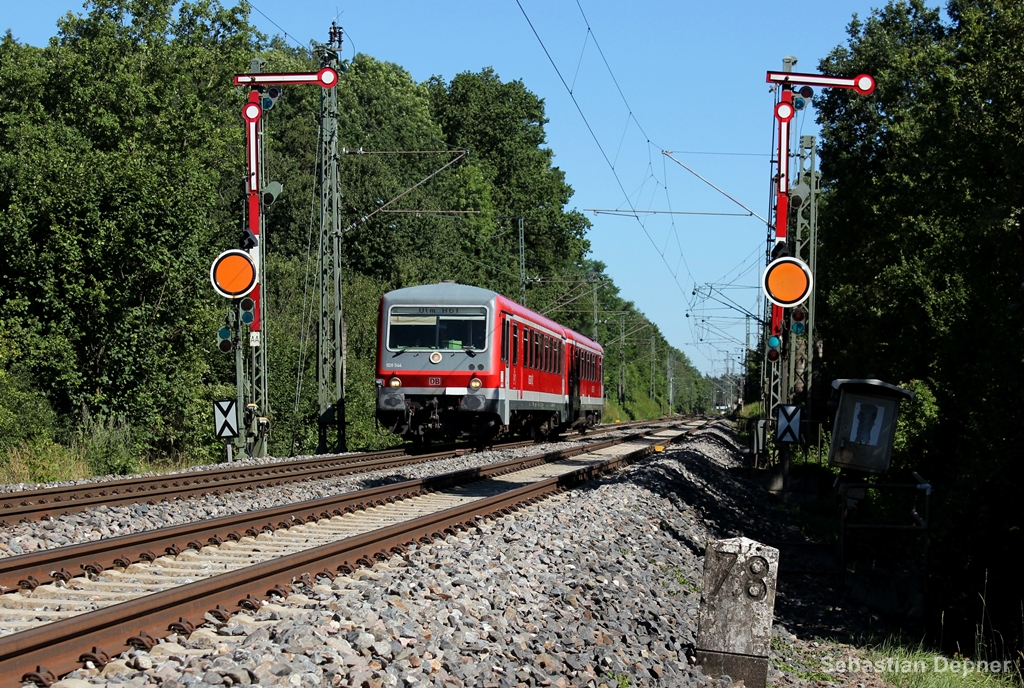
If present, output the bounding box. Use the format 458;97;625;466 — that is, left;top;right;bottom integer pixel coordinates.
388;307;488;351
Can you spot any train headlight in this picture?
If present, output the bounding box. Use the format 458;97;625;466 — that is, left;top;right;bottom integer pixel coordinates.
469;377;482;390
429;352;443;364
388;377;402;388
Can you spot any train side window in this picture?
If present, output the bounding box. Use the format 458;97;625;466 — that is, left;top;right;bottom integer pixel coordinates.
512;324;519;366
526;328;533;369
501;319;508;363
544;336;550;373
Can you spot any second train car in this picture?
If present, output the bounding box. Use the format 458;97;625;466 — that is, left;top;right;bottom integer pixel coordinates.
375;282;603;441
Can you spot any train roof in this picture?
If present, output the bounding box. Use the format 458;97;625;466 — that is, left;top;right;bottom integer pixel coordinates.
382;282;499;307
381;282;603;354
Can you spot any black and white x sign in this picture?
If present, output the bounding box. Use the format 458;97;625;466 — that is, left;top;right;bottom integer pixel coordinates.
777;404;801;444
214;399;239;439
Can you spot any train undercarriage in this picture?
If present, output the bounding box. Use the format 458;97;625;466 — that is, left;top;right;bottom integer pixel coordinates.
376;392;599;443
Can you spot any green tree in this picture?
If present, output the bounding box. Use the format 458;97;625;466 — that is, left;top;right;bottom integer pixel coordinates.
0;1;261;458
816;0;1024;651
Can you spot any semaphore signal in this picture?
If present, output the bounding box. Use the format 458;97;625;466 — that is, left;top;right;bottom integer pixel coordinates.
209;55;343;460
759;59;876;453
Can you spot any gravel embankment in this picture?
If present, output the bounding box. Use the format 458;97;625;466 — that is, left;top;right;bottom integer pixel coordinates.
24;422;891;688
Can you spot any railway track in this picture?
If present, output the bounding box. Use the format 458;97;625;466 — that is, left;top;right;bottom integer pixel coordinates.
0;418;678;524
0;421;704;685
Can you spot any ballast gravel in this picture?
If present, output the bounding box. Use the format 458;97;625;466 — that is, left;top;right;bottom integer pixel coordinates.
19;421;883;688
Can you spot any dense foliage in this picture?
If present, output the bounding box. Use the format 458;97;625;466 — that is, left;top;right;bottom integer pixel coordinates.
816;0;1024;655
0;1;707;474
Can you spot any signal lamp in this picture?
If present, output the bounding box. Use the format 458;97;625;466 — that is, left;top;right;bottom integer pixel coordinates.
262;181;283;206
388;377;401;388
262;86;283;111
240;297;256;325
791;308;808;335
793;86;814;110
217;326;233;353
766;334;782;362
469;377;482;390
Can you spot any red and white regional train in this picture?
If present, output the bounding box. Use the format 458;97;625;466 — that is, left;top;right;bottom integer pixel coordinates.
376;282;603;441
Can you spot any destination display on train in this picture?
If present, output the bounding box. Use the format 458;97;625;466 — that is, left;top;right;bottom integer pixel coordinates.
391;306;487;316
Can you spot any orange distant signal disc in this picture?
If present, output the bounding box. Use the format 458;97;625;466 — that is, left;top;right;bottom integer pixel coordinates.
762;256;813;307
210;249;257;298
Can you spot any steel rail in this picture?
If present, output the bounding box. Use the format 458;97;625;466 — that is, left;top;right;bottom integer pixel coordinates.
0;417;680;524
0;440;539;523
1;426;700;685
0;436;631;594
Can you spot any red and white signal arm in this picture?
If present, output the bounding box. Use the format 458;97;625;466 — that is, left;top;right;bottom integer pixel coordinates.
762;256;813;307
766;70;876;96
210;249;258;298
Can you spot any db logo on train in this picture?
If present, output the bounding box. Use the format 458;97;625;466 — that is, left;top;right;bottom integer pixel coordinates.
428;377;442;386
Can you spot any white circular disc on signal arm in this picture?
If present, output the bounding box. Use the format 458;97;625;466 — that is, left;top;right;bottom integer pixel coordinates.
210;249;258;298
318;67;339;87
762;256;813;307
854;74;876;95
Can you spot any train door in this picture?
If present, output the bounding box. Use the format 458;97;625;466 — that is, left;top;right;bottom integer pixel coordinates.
499;316;510;425
568;344;581;424
510;321;519;397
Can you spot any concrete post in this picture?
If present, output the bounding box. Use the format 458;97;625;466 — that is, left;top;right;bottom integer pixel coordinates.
696;537;779;688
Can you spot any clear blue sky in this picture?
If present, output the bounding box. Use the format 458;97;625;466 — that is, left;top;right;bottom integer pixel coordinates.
4;0;924;376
